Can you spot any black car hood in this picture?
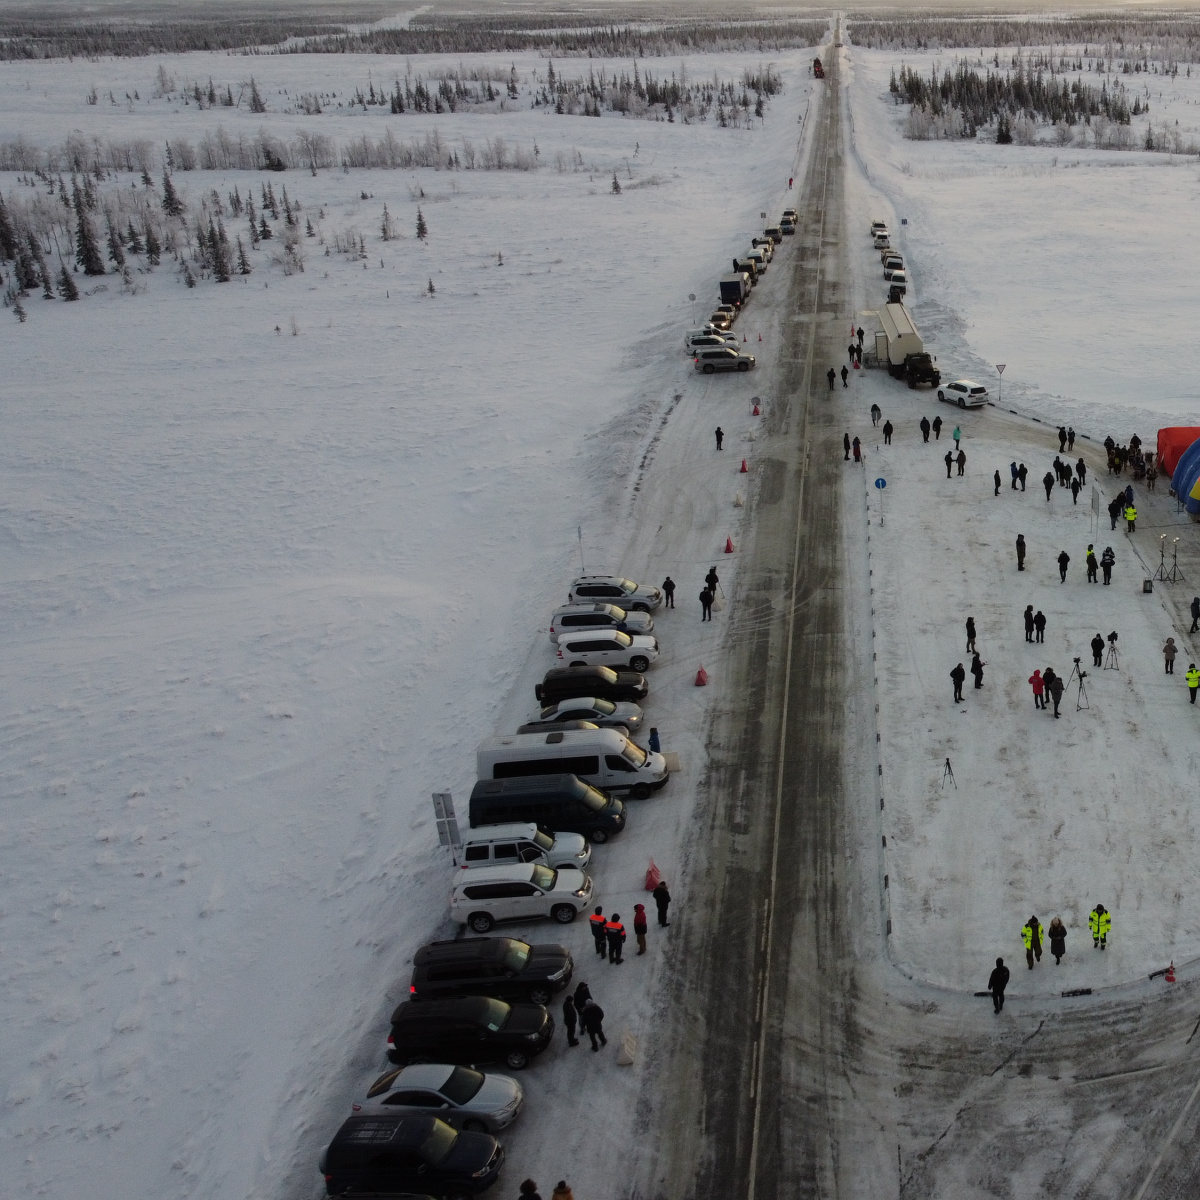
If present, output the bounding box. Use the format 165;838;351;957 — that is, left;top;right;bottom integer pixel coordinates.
525;945;571;976
441;1131;500;1173
503;1003;551;1036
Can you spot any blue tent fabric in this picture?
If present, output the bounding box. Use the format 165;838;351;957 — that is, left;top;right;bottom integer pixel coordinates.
1172;437;1200;497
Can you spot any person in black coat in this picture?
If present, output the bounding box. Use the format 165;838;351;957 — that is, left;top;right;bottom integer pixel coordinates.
562;994;579;1046
605;914;626;964
932;415;943;440
1086;546;1098;583
1018;463;1028;491
1068;427;1076;451
1048;672;1064;717
844;432;851;460
1076;457;1087;486
1071;477;1081;505
827;367;836;391
966;617;977;652
951;663;966;702
994;469;1002;496
988;957;1010;1013
1091;633;1104;667
1101;546;1115;584
921;416;931;443
841;364;849;388
1034;610;1047;643
662;576;675;607
1058;426;1067;452
715;427;724;451
705;567;720;593
580;998;607;1051
519;1179;544;1200
1057;550;1070;583
1043;471;1055;500
1024;605;1035;642
573;980;592;1009
1191;596;1200;633
945;451;953;479
1016;534;1026;571
971;653;985;689
699;589;713;621
652;879;671;926
883;420;894;445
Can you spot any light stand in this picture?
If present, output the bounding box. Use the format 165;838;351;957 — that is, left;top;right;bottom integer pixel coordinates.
1154;534;1169;582
1169;537;1187;584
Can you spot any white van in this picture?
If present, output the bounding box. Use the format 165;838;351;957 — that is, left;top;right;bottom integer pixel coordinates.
459;822;592;872
477;728;669;799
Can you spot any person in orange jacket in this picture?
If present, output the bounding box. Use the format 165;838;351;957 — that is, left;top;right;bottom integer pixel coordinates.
605;914;626;964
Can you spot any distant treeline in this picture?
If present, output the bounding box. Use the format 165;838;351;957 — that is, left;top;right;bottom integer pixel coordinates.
0;10;827;61
850;16;1200;64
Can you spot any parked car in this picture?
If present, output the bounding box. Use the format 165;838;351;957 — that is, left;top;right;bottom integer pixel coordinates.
535;664;648;705
685;332;738;353
458;823;592;873
353;1064;524;1133
451;864;592;933
706;311;734;330
873;232;891;250
888;271;907;296
938;380;989;409
779;218;796;235
387;996;554;1070
469;774;626;844
568;576;662;611
695;346;755;374
712;304;738;323
764;226;784;243
514;720;598;735
548;602;653;644
522;695;644;735
783;209;798;222
871;219;888;235
410;937;572;1005
733;257;759;282
319;1114;502;1198
556;630;658;673
883;255;904;279
745;248;767;272
887;284;905;304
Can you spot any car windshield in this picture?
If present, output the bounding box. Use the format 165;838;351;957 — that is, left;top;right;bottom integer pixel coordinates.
532;829;554;852
366;1069;402;1099
591;699;617;716
501;941;531;972
622;741;648;768
580;785;608;812
420;1120;458;1165
440;1066;485;1106
612;631;632;647
481;998;510;1032
618;580;638;594
530;865;557;891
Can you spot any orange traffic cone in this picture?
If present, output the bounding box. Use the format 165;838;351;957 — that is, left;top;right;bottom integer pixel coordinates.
743;334;747;342
758;334;762;342
695;665;708;686
740;459;747;473
1167;962;1176;983
752;403;760;415
724;537;735;554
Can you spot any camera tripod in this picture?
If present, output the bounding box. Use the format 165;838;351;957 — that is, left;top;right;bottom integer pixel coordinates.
941;757;957;790
1104;642;1120;671
1069;658;1090;710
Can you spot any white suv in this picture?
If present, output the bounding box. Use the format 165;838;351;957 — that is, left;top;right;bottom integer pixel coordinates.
556;630;659;673
938;380;989;409
450;864;594;933
548;602;653;644
568;576;662;611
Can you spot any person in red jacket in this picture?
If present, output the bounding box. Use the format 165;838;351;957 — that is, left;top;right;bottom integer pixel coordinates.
1029;670;1045;710
633;904;648;955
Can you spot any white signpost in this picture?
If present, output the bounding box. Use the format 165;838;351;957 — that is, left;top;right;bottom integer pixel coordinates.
996;363;1006;406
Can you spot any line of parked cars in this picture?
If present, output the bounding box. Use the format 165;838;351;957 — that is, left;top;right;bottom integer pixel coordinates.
689;208;797;375
320;574;672;1198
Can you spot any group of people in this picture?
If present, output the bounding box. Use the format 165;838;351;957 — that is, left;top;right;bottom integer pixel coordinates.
988;906;1111;1011
1103;433;1154;484
519;1179;575;1200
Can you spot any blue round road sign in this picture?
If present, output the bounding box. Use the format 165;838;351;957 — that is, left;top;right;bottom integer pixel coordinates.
874;478;887;489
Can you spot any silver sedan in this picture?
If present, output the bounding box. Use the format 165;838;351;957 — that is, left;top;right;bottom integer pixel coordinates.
352;1064;523;1131
527;695;644;734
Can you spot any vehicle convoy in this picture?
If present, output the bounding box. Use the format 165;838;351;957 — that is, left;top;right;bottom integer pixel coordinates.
387;995;554;1069
478;727;668;797
874;302;939;387
319;1113;503;1197
353;1063;524;1132
719;274;750;306
409;937;573;1005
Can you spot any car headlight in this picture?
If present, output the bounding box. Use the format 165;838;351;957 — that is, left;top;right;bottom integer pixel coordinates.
547;964;568;982
525;1032;542;1042
573;888;588;898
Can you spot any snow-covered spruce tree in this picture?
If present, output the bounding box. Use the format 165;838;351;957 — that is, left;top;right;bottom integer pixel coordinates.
106;218;125;268
75;210;106;276
126;221;144;254
427;277;435;296
0;194;17;261
249;77;267;113
162;172;184;217
145;224;161;265
236;236;251;275
57;264;79;300
611;172;621;194
416;207;427;240
381;203;395;241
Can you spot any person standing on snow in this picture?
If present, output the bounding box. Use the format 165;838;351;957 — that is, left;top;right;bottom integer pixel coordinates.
1048;671;1064;717
1016;534;1027;572
857;326;864;346
1101;546;1115;584
952;425;962;449
662;577;675;608
950;662;966;702
715;426;724;451
1125;501;1137;532
1023;916;1044;968
965;616;977;653
519;1180;544;1200
921;416;931;444
652;879;671;926
1164;637;1178;675
580;997;607;1051
852;437;862;463
1057;426;1067;452
1010;462;1019;490
551;1184;574;1200
883;420;894;445
841;364;850;388
956;448;966;476
932;415;943;440
994;469;1002;496
1188;663;1200;704
1048;917;1067;964
562;994;579;1047
699;588;713;621
1191;596;1200;633
705;567;720;594
589;907;608;958
1089;905;1110;950
1024;605;1035;643
605;913;626;964
1077;457;1087;486
970;652;985;689
1107;496;1122;531
1043;471;1056;501
870;403;881;426
988;957;1010;1013
1057;549;1070;583
1018;463;1028;491
1029;669;1045;709
1033;610;1047;643
1068;427;1076;451
1071;477;1081;505
944;450;953;479
1091;633;1104;668
1086;545;1098;583
844;432;851;460
827;367;836;391
633;904;648;955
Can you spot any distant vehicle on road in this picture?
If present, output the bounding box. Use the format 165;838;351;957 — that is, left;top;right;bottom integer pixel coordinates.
352;1064;524;1132
813;56;825;78
938;380;989;409
695;346;756;374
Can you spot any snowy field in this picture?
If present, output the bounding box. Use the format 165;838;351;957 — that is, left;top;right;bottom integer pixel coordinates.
843;40;1200;993
0;43;817;1200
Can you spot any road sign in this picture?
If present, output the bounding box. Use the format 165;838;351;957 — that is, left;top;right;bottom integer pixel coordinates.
760;211;767;219
874;478;886;489
996;364;1006;374
901;217;908;225
996;363;1006;405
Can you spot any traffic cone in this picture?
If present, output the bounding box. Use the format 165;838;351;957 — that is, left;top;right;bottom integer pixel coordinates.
743;334;747;342
724;537;735;554
752;403;760;416
758;334;762;342
695;665;708;686
1167;962;1176;983
740;459;747;473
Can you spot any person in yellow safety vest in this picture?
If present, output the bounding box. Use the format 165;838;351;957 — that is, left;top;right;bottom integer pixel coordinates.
1188;663;1200;705
1089;904;1111;950
1125;503;1137;532
1022;915;1043;969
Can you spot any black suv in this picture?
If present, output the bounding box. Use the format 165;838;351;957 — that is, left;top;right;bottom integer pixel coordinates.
387;996;554;1070
410;938;572;1006
320;1113;502;1197
535;665;647;705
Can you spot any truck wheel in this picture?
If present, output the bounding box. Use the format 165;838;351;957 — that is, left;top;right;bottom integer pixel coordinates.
908;378;916;389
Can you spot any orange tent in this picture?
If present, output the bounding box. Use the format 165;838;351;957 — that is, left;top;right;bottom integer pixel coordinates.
1157;427;1200;477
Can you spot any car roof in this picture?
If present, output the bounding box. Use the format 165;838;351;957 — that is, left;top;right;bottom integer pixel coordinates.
454;863;544;885
414;938;526;966
543;665;619;682
392;996;510;1024
331;1114;437;1149
951;379;982;388
462;821;540;840
552;602;623;617
557;630;629;643
392;1063;458;1091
